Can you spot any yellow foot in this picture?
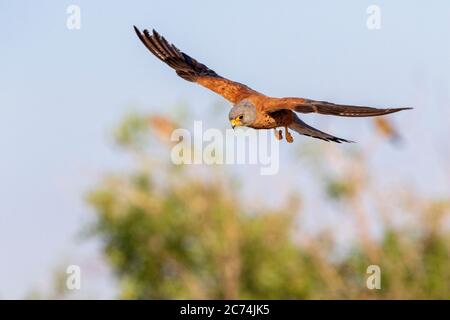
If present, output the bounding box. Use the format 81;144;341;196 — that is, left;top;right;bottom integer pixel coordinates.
274;129;283;140
285;128;294;143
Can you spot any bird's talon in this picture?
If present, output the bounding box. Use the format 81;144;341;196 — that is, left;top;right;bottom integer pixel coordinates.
286;132;294;143
274;129;283;140
285;127;294;143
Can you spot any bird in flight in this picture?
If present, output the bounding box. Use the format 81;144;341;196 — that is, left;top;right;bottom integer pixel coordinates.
133;26;411;143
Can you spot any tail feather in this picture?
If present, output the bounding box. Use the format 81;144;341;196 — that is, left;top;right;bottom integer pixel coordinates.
289;116;354;143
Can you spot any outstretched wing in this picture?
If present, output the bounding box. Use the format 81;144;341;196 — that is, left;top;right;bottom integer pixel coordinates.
264;97;412;117
289;115;353;143
134;26;258;104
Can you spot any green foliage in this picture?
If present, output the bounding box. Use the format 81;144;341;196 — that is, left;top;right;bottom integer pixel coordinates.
88;168;306;299
326;179;355;200
114;113;149;148
87;112;450;299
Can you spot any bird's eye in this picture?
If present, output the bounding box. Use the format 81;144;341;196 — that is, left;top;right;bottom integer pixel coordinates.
238;115;243;120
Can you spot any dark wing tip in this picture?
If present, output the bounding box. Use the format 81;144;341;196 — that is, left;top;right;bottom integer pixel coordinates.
332;137;355;144
381;107;413;116
133;25;146;41
132;25;159;37
393;107;413;111
133;25;142;36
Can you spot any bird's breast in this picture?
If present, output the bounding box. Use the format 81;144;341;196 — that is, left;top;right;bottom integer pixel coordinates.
251;110;294;129
250;113;279;129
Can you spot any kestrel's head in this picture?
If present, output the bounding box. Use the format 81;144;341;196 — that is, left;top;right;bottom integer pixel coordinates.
229;100;257;129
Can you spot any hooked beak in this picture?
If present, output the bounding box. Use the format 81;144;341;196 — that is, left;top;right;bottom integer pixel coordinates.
230;118;240;129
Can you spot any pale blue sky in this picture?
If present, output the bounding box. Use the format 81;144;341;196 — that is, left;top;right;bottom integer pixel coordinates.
0;1;449;298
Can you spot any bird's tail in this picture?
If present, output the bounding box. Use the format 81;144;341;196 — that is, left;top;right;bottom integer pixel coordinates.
289;116;354;143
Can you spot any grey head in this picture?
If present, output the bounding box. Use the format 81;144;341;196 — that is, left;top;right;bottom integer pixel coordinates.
228;100;257;128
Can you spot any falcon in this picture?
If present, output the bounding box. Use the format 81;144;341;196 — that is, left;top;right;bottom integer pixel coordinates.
134;26;411;143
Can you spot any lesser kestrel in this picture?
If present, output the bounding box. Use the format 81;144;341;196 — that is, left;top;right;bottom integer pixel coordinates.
134;26;411;143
